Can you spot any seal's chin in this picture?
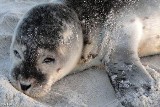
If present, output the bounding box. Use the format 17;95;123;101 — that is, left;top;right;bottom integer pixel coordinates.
9;74;52;98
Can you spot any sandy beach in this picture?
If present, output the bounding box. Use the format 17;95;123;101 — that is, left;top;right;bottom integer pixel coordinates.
0;0;160;107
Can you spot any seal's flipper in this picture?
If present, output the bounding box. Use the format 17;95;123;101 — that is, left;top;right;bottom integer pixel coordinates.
104;14;154;106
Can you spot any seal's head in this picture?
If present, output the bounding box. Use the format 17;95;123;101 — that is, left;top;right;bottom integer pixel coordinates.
9;3;83;97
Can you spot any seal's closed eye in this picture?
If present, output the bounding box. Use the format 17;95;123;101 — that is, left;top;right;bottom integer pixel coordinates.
43;58;55;64
13;50;21;59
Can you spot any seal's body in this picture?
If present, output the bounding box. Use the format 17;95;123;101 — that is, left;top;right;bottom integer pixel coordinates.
9;0;160;105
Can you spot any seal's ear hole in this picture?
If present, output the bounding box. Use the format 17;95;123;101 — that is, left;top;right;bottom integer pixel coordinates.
57;68;61;73
43;57;55;64
13;50;21;59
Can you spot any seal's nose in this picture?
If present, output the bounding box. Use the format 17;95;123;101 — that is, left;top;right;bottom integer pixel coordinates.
20;83;31;91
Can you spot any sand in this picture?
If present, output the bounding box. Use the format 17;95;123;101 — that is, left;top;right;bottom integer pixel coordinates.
0;0;159;107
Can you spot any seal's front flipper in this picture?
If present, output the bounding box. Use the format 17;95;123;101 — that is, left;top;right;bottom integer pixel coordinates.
106;49;154;106
103;15;154;106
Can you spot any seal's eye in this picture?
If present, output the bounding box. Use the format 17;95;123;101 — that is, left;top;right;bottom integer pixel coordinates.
13;50;21;59
43;58;55;64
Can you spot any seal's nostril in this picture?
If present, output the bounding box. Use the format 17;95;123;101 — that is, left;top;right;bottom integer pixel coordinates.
20;84;31;91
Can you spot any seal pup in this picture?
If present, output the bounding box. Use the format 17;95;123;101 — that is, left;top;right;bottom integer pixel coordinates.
9;0;160;106
9;4;83;97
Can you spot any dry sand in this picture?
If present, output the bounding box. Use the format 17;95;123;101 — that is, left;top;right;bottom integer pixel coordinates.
0;0;160;107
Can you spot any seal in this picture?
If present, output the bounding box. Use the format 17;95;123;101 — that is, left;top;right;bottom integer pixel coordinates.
9;0;160;105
